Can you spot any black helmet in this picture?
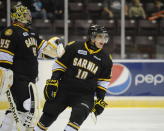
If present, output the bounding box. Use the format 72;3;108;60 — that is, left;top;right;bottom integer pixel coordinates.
88;24;109;43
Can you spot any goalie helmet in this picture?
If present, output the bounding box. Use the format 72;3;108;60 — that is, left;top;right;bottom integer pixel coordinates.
88;24;109;44
11;4;32;26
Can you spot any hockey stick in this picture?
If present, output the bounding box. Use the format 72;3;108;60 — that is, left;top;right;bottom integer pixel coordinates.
5;83;40;131
28;82;40;127
6;89;24;131
18;82;40;131
91;99;97;125
91;112;97;124
91;98;109;124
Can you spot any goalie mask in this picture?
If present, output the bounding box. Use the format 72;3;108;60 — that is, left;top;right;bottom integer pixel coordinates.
88;24;109;44
11;4;32;26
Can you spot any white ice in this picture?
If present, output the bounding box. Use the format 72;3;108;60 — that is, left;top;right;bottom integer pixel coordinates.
1;108;164;131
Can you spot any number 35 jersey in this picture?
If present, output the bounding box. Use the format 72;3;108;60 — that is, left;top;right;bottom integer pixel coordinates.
52;41;113;94
0;24;46;80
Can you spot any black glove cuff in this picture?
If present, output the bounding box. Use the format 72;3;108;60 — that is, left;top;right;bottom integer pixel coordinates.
51;70;64;80
93;99;108;116
96;88;106;100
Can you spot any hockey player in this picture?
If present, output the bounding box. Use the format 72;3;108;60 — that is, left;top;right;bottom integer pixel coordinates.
0;4;65;131
34;24;113;131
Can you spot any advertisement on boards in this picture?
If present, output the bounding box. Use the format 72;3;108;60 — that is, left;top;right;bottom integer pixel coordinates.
107;61;164;96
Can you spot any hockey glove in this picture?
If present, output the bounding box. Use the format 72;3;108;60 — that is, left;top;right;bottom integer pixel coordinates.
92;99;108;116
44;79;58;101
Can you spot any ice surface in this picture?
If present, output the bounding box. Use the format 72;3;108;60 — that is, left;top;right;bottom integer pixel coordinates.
1;108;164;131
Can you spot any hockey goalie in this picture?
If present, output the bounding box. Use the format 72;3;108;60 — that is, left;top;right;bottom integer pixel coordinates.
0;3;65;131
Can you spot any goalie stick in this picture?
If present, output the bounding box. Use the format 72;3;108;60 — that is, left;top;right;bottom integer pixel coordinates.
28;82;40;127
91;112;97;124
6;89;24;131
5;82;40;131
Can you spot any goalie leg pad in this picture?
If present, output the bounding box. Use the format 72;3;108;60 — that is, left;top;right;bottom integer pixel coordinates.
0;67;13;95
0;111;16;131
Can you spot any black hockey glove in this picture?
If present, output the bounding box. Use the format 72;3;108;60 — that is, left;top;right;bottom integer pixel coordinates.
44;79;58;101
92;99;108;116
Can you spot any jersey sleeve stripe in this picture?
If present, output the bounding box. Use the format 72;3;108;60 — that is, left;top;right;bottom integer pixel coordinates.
52;60;66;71
98;78;111;81
97;80;110;90
0;52;14;64
52;68;65;73
0;60;13;65
67;41;76;46
37;41;47;57
0;49;14;56
55;60;67;69
38;40;46;50
97;86;107;91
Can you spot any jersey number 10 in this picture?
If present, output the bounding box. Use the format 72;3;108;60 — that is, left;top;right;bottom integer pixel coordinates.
76;69;88;80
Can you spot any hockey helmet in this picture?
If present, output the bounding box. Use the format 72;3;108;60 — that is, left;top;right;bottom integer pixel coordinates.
11;4;32;26
88;24;109;43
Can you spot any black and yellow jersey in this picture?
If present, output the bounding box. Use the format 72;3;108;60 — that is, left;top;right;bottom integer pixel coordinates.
0;24;46;80
52;41;113;94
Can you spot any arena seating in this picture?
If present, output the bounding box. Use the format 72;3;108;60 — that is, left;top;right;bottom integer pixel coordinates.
0;0;163;59
138;20;159;35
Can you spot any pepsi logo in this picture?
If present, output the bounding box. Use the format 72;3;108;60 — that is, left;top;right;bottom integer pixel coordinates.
107;64;132;95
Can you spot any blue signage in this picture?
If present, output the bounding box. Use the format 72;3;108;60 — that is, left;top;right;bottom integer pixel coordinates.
107;61;164;96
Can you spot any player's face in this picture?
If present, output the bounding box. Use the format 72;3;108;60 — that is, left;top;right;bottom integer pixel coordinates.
94;33;109;49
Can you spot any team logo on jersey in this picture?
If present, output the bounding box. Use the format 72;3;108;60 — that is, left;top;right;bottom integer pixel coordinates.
23;32;29;36
77;50;87;55
107;64;132;95
4;29;13;36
